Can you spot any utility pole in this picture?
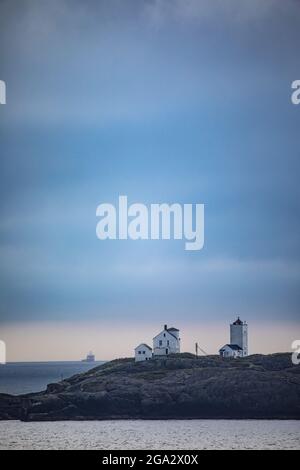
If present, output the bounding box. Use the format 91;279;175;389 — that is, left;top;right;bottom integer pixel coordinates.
195;342;208;356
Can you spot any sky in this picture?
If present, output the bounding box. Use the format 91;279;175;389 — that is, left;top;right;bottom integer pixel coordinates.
0;0;299;360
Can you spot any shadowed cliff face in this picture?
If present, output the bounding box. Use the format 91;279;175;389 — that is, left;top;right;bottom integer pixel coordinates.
0;353;299;421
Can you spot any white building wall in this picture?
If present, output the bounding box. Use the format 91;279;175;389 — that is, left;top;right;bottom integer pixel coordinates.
219;345;243;358
153;329;180;356
230;322;248;356
135;344;152;362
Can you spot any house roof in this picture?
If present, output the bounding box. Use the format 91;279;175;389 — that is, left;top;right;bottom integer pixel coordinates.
166;329;178;340
135;343;152;351
233;317;243;325
220;344;243;351
153;328;179;341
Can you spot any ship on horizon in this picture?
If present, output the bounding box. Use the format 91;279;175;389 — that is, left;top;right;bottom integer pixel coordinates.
81;351;95;363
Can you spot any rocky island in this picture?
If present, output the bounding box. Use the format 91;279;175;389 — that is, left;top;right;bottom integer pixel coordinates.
0;353;299;421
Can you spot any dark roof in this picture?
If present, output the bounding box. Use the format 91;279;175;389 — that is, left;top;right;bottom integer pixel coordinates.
153;328;179;341
233;317;243;325
167;327;179;339
219;344;243;351
135;343;152;351
168;332;177;340
224;344;243;351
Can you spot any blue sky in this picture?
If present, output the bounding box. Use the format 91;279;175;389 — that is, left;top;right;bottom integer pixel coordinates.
0;0;299;358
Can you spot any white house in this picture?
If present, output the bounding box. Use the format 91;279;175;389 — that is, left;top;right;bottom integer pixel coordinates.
219;344;243;358
135;343;152;362
153;324;180;356
219;317;248;358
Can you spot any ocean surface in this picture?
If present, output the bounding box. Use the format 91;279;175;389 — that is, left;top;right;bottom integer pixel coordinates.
0;361;104;395
0;420;299;450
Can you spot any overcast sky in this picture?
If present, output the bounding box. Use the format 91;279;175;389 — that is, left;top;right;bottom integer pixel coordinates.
0;0;299;360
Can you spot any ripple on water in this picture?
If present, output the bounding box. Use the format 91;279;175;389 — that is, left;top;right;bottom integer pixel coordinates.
0;420;299;450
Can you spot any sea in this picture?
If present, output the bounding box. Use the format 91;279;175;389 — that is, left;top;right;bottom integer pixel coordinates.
0;362;299;450
0;361;104;395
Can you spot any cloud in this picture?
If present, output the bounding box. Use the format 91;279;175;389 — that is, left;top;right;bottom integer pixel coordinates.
0;0;299;334
143;0;299;26
1;0;299;126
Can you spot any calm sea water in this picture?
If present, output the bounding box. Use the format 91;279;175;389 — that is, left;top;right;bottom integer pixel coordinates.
0;361;104;395
0;420;299;450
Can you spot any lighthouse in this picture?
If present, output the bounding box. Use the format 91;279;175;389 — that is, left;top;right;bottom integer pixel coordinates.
219;317;248;358
230;317;248;356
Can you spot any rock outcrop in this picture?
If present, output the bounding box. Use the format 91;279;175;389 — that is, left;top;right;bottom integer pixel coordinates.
0;353;299;421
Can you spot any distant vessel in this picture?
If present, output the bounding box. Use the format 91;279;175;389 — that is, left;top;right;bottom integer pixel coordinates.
82;351;95;363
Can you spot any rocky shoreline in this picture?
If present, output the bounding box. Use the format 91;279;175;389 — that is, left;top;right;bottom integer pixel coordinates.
0;353;299;421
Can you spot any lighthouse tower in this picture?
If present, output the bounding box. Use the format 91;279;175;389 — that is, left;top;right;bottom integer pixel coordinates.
230;317;248;356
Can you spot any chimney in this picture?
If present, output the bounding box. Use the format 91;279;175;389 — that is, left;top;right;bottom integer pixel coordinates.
164;324;167;330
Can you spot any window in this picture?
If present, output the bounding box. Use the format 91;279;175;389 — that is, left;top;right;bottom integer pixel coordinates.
159;340;162;346
167;340;169;346
163;333;166;337
138;351;141;354
143;351;145;354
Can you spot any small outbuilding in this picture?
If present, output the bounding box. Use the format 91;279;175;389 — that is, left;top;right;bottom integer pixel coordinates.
135;343;152;362
219;344;243;358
